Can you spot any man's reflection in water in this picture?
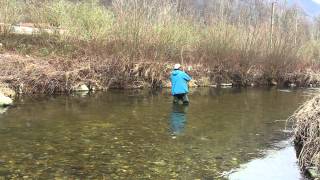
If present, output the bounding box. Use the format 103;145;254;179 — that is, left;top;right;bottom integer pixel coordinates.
170;103;188;138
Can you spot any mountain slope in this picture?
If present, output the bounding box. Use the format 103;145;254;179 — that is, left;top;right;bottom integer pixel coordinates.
288;0;320;17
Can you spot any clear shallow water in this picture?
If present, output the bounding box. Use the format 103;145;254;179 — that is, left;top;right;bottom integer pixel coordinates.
0;88;308;179
228;140;302;180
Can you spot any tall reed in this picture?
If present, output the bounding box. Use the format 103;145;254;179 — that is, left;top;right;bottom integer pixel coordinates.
0;0;318;68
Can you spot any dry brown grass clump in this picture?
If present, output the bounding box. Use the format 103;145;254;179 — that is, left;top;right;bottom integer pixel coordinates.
1;0;320;88
289;95;320;171
2;52;320;95
0;53;192;94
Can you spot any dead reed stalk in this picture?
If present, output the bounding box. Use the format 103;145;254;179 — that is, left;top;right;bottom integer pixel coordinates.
288;95;320;172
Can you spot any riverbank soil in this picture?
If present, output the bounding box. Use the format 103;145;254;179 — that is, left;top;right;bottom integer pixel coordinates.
289;95;320;178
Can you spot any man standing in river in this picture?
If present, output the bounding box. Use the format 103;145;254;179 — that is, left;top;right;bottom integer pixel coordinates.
170;64;192;104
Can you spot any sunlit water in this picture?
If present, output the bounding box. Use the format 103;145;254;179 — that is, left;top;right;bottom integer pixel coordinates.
0;88;309;179
228;140;302;180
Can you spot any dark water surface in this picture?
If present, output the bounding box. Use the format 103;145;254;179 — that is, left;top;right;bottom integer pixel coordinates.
0;88;308;179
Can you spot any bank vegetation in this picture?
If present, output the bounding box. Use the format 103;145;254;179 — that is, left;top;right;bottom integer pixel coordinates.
289;95;320;178
1;0;320;93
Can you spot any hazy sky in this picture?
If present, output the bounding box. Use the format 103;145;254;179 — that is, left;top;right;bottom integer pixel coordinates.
312;0;320;4
288;0;320;16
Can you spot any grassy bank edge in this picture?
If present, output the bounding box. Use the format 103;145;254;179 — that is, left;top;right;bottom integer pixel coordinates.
288;95;320;179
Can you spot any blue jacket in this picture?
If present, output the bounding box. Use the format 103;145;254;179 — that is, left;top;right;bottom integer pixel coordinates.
170;70;192;95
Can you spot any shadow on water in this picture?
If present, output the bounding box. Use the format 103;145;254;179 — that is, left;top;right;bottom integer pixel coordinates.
170;104;188;138
0;88;309;179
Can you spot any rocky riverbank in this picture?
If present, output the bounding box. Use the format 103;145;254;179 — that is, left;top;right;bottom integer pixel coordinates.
0;93;12;107
0;84;14;107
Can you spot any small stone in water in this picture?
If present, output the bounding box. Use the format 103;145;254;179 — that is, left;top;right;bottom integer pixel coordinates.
153;160;166;166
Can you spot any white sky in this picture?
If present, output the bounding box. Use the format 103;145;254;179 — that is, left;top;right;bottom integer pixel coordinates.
312;0;320;4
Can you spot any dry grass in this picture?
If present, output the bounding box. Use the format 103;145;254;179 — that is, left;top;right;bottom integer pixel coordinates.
0;53;183;93
288;95;320;171
0;0;318;63
1;52;319;94
1;0;320;90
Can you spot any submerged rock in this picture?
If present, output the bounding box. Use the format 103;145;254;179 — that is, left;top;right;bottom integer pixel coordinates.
271;79;278;86
289;83;297;88
221;83;233;87
0;84;15;97
153;160;167;166
0;93;13;107
73;84;89;92
0;107;8;114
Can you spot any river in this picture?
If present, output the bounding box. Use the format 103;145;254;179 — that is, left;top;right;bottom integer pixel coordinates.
0;88;309;179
